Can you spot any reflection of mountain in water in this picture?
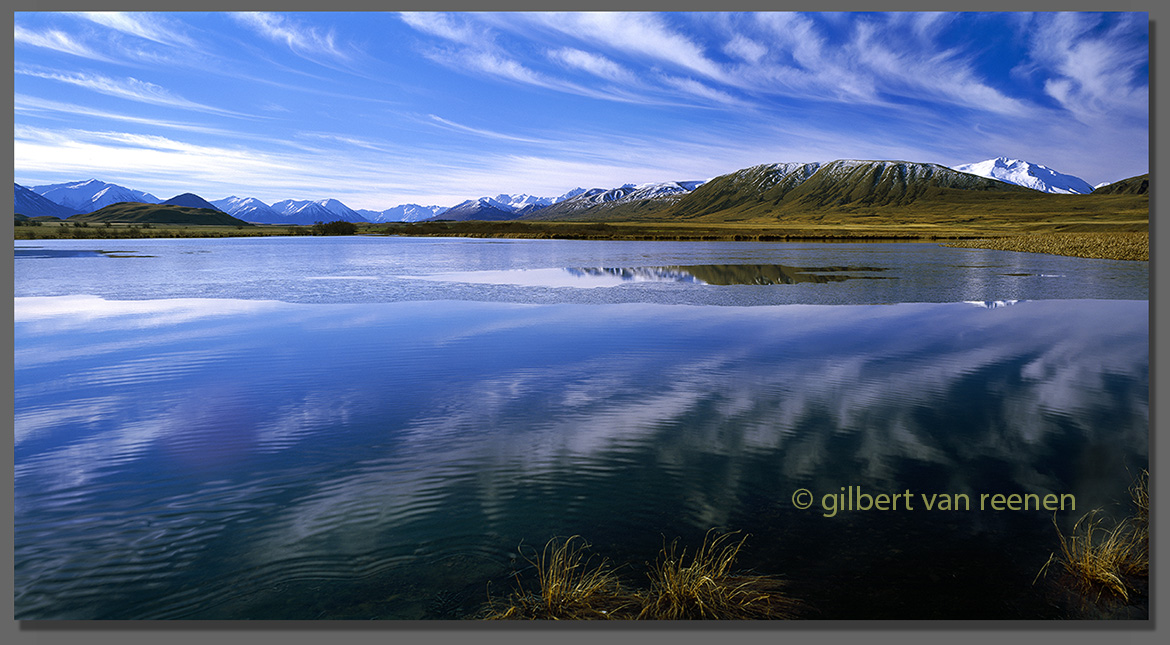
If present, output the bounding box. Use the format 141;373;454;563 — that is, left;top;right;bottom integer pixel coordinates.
966;300;1022;308
567;264;891;285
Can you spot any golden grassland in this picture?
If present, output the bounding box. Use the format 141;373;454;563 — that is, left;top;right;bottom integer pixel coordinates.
944;232;1148;261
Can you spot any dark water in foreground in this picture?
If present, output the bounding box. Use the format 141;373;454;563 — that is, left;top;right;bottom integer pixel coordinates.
13;238;1148;619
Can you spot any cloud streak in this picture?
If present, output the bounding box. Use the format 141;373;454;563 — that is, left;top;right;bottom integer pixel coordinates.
234;12;349;62
76;11;195;47
14;25;115;62
16;67;247;117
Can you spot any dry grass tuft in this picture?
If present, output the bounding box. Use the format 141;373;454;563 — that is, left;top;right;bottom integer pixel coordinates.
637;530;799;620
1037;509;1147;602
482;531;801;620
483;536;639;620
1129;469;1149;524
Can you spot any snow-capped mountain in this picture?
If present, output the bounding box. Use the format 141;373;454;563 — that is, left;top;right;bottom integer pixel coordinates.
480;190;587;211
211;196;284;222
951;157;1093;194
268;199;368;224
357;204;449;223
522;180;706;219
15;183;78;218
436;197;518;221
32;179;161;213
492;193;551;210
315;198;368;222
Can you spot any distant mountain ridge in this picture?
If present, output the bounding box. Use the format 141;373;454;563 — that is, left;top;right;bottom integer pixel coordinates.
16;156;1147;226
950;157;1094;194
31;179;161;213
211;196;284;222
523;180;707;220
357;204;449;223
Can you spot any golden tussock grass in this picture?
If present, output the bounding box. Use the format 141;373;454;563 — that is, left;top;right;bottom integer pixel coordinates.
1130;469;1149;524
637;530;799;620
483;536;639;620
1037;508;1148;602
483;530;800;620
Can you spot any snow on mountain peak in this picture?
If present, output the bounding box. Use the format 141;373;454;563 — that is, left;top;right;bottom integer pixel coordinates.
30;179;161;213
951;157;1093;194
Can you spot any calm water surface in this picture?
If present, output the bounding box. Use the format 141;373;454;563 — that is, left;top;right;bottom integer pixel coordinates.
13;237;1149;619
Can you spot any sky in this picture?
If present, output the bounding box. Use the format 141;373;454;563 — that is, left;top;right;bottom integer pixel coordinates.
13;11;1150;211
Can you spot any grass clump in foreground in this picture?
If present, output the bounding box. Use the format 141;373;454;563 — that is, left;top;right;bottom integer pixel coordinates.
483;536;639;619
1036;470;1150;602
483;530;799;620
637;530;799;620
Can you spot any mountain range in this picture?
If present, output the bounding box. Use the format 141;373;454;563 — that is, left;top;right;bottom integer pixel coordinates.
14;158;1145;224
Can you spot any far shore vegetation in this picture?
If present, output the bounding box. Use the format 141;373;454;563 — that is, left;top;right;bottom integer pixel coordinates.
14;217;1148;261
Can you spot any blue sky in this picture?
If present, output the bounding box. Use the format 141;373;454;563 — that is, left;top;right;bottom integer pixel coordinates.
14;11;1149;210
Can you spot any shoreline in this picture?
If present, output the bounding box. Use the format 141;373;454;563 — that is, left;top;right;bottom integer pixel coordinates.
14;222;1149;262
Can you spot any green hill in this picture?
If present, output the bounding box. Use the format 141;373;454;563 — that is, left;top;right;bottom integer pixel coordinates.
1092;174;1148;196
71;201;253;226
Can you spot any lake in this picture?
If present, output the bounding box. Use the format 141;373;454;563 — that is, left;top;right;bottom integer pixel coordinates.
13;236;1149;619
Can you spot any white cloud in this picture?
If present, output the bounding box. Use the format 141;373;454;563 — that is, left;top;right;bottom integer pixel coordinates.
549;47;637;84
15;67;241;117
13;25;114;61
233;12;348;61
14;94;243;137
661;75;749;108
544;12;727;83
399;12;483;45
75;11;195;47
1026;12;1148;125
427;115;558;145
723;35;767;63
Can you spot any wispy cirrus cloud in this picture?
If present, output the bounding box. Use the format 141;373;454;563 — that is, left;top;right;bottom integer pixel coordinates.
548;48;637;84
399;12;485;45
233;12;349;62
400;12;728;108
426;115;559;145
1022;12;1148;125
75;11;195;47
14;25;115;62
14;94;244;137
532;12;728;83
15;67;247;117
846;18;1031;116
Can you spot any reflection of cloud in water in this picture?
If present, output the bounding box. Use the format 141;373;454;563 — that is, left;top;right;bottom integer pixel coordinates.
15;298;1148;604
259;301;1146;555
14;295;293;331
